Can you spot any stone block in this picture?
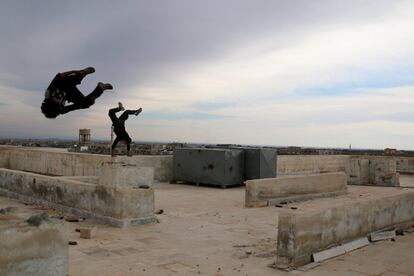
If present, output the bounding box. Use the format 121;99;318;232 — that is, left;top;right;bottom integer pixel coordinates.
370;230;396;242
276;189;414;268
0;168;156;227
369;158;399;186
346;157;399;186
99;161;154;188
245;172;347;208
346;158;369;185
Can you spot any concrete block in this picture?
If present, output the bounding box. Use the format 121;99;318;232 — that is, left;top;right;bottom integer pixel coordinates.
245;172;347;208
277;155;350;176
0;168;156;227
312;245;346;263
396;157;414;173
369;158;399;186
0;213;68;276
79;227;97;239
99;162;154;188
313;237;369;262
276;189;414;268
370;230;396;242
346;157;399;186
346;158;369;185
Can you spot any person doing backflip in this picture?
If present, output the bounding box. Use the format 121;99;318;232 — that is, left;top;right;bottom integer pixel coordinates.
41;67;113;118
109;102;142;157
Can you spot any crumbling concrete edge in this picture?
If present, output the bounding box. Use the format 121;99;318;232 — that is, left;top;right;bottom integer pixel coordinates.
268;190;347;206
348;183;401;187
0;188;157;228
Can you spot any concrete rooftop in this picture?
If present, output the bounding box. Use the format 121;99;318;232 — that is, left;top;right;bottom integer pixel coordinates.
1;175;414;275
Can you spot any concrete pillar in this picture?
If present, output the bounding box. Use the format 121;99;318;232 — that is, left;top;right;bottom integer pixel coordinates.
99;161;154;188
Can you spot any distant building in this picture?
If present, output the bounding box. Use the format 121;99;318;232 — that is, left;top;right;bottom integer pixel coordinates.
79;129;91;145
384;148;398;156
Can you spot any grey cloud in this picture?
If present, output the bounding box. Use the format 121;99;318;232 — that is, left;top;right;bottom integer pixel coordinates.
0;0;399;93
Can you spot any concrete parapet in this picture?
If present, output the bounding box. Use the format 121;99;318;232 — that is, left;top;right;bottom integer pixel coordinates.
245;172;347;208
99;162;154;188
277;155;349;176
0;145;172;181
0;168;156;227
346;157;399;186
0;212;68;276
276;188;414;268
396;157;414;173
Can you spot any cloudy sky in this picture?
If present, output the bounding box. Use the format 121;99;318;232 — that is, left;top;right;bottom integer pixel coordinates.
1;1;414;149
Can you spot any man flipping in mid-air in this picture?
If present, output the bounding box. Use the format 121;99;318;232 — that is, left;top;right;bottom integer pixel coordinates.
41;67;113;118
109;102;142;157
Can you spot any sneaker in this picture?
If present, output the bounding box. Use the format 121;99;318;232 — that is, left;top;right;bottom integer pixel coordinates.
98;82;113;91
82;66;95;75
118;102;125;111
135;108;142;116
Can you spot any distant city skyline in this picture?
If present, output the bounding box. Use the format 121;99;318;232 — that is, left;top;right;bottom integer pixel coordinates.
1;1;414;150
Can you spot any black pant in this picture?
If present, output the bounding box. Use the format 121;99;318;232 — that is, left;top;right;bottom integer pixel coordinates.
109;107;134;151
48;72;104;114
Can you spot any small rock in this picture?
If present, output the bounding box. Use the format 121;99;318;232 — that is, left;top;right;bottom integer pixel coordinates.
280;201;287;205
0;206;17;214
155;209;164;215
75;228;81;232
290;207;298;210
138;185;150;189
246;251;252;255
26;213;49;226
68;241;78;245
275;204;283;208
65;216;80;222
396;229;405;236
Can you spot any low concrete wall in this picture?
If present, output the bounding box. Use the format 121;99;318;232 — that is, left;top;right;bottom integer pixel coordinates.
0;168;156;227
396;157;414;173
0;146;172;182
245;172;347;207
276;189;414;268
277;155;349;176
346;157;399;186
0;214;68;276
0;146;352;182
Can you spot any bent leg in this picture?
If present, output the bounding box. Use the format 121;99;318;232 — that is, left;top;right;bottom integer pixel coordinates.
118;110;136;123
82;85;104;108
111;136;122;151
108;107;121;125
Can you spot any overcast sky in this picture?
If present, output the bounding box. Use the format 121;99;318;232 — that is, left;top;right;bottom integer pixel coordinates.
1;1;414;149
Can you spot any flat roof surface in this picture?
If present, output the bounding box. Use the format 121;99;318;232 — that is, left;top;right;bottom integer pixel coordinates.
1;176;414;275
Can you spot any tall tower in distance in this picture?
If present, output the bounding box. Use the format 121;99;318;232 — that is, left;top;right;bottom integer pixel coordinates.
79;129;91;145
